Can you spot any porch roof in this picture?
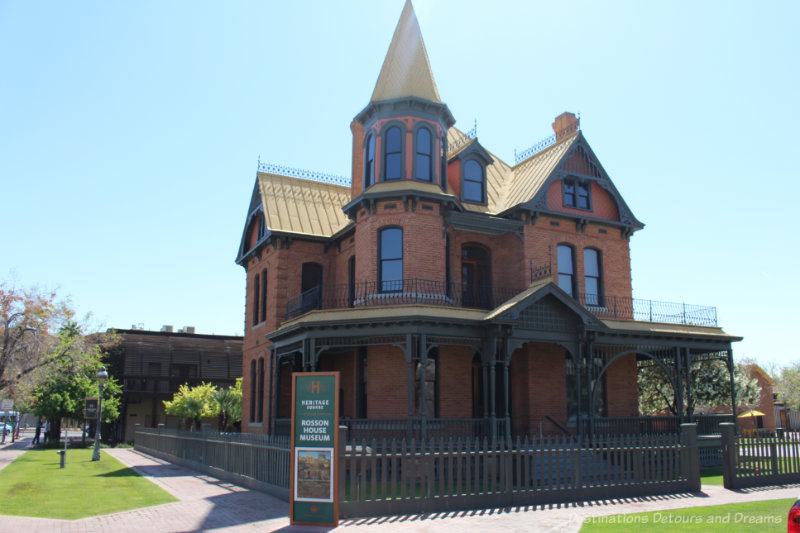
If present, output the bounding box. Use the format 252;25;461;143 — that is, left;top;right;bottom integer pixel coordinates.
599;319;743;342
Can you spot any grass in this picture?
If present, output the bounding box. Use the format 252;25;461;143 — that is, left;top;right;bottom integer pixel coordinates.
580;498;794;532
0;449;177;519
701;466;724;485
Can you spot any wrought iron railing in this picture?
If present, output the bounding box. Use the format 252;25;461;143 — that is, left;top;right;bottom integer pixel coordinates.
578;293;718;326
285;279;525;320
285;278;719;327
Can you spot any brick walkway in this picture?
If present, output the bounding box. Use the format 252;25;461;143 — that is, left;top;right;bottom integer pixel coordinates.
1;433;798;532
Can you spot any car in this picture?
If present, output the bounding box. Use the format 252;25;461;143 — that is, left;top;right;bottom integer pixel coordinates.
0;423;13;435
789;497;800;533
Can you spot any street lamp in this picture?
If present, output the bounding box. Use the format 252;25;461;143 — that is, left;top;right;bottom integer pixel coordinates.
91;366;108;461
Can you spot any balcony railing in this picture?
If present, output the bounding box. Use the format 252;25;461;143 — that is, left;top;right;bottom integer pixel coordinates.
285;279;718;327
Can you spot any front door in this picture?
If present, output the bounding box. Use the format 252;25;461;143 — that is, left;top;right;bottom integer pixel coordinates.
461;245;491;308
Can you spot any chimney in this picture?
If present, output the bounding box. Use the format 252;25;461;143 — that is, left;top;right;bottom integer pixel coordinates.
552;112;580;142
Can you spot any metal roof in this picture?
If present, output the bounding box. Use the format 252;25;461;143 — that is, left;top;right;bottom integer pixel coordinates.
370;0;440;104
257;172;351;237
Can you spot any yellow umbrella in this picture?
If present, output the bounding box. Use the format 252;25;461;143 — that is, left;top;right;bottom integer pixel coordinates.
738;410;765;418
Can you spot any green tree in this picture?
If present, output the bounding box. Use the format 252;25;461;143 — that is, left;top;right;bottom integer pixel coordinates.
774;361;800;410
215;378;242;431
638;359;760;416
30;323;121;443
164;382;220;430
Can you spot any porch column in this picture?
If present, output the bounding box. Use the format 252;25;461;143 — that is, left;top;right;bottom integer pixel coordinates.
419;335;428;441
685;348;694;422
727;348;739;433
309;339;317;372
576;343;583;437
302;339;311;372
489;355;497;441
503;355;511;443
586;335;595;436
405;334;414;441
267;347;275;435
270;353;280;435
675;346;684;422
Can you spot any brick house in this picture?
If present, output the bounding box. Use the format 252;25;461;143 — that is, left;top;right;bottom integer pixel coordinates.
236;1;741;439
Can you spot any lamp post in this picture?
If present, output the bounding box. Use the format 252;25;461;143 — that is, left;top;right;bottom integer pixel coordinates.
91;366;108;461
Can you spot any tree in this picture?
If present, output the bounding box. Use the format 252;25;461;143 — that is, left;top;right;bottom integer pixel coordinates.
638;358;760;416
774;361;800;410
0;281;69;394
164;382;220;430
29;323;121;443
215;378;242;432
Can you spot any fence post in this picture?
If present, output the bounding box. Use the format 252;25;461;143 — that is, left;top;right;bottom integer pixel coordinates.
339;426;347;508
680;423;700;491
720;422;736;490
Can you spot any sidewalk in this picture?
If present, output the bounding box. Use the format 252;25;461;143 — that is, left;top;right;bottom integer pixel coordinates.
1;435;798;532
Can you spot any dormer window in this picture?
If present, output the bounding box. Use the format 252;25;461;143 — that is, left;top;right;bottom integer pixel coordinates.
463;159;485;203
384;126;403;180
415;127;432;181
364;134;375;188
563;178;591;210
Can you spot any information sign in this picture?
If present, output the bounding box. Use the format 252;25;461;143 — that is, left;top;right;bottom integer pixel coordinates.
85;397;99;420
0;399;13;411
290;372;339;527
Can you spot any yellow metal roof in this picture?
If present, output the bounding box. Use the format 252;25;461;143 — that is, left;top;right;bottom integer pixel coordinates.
277;304;487;331
257;172;351;237
601;319;742;341
371;0;441;103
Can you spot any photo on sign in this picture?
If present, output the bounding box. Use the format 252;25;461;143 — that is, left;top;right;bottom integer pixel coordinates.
294;448;334;502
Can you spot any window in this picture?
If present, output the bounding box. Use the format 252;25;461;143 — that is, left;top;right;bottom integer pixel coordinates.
257;214;265;240
563;178;591;210
379;227;403;292
252;274;260;327
249;361;256;422
364;134;375;188
584;248;602;306
440;136;447;189
260;269;267;323
463;159;484;203
557;244;576;297
257;357;265;423
415;127;432;181
384;126;402;180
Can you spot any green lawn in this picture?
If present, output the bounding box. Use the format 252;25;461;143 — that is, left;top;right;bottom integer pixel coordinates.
701;466;724;485
580;498;793;532
0;449;177;519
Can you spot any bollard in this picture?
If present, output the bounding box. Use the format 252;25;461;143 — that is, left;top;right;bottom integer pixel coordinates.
57;450;66;468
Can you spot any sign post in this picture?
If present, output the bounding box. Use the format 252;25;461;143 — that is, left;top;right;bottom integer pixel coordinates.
290;372;339;527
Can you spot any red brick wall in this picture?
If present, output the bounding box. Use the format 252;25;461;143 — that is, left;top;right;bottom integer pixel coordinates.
319;350;357;418
449;230;526;291
523;215;633;300
605;353;639;417
510;342;568;436
546;180;620;221
366;345;409;419
438;346;474;418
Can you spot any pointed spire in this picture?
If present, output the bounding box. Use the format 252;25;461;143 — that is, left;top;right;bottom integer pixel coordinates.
371;0;441;103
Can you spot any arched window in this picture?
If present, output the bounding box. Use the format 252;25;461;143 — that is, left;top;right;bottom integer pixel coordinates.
256;213;265;240
252;274;260;327
440;136;447;190
463;159;484;203
364;134;375;189
584;248;603;306
379;227;403;292
260;269;268;323
415;127;432;181
257;357;265;423
384;126;403;180
249;360;256;423
557;244;576;297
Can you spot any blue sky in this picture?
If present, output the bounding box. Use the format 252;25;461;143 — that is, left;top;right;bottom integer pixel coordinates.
1;1;798;369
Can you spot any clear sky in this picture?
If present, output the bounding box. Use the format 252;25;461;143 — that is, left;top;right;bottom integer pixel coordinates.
1;1;798;369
